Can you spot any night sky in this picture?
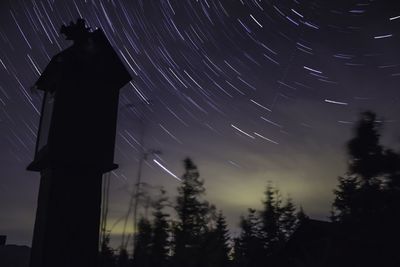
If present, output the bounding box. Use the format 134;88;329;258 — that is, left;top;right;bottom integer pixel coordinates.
1;0;400;247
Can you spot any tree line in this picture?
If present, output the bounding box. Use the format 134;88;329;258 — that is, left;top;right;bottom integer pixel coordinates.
99;111;400;267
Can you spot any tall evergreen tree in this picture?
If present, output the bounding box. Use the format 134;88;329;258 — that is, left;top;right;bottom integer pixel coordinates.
347;111;384;184
173;158;210;267
203;211;231;267
384;149;400;189
260;183;282;254
331;111;400;266
296;206;309;224
279;197;297;240
133;217;152;267
332;112;388;224
331;175;360;222
233;209;264;267
150;189;170;267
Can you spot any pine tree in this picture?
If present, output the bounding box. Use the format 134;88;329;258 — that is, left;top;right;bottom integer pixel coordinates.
332;112;391;224
150;189;170;267
382;148;400;264
204;211;231;267
173;158;210;267
347;111;384;185
331;111;400;265
279;197;297;240
331;175;359;222
260;183;282;255
233;209;264;267
296;206;309;224
133;217;152;267
384;149;400;189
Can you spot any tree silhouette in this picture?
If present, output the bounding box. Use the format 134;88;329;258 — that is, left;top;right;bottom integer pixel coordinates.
331;111;400;266
233;209;264;267
95;157;312;267
260;183;283;255
173;158;211;267
149;189;170;267
332;112;391;224
213;211;231;266
296;206;309;223
99;233;116;267
132;217;152;267
232;183;305;267
347;111;384;184
279;197;297;240
332;112;389;223
200;211;231;267
331;175;359;223
384;148;400;189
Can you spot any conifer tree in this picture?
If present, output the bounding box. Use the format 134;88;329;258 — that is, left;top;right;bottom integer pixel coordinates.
279;197;297;240
150;189;170;267
347;111;384;184
204;211;231;267
133;217;152;267
173;158;210;267
331;175;359;222
331;111;400;265
233;209;264;267
296;206;309;224
332;112;387;223
384;149;400;189
260;183;282;254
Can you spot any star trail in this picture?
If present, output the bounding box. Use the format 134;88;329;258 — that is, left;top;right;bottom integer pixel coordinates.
1;0;400;246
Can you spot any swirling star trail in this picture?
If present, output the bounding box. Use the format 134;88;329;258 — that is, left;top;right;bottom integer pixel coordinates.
1;0;400;245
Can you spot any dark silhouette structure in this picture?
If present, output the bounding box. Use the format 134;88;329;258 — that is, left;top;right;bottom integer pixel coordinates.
27;19;131;267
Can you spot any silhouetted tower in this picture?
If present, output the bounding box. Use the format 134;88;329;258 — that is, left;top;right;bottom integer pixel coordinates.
27;19;131;267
